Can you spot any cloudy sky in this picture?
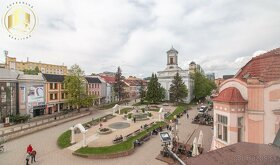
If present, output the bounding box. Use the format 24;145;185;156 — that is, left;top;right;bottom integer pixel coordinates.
0;0;280;78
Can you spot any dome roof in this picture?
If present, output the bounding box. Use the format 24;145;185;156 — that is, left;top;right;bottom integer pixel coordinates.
213;87;247;103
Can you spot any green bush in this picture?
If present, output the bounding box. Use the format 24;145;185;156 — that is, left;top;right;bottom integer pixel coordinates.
57;130;71;148
142;109;145;113
148;112;152;117
9;114;30;124
128;113;132;119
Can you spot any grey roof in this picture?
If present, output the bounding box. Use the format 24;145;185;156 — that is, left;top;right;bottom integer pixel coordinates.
18;73;45;81
85;77;102;83
0;68;20;80
167;46;178;54
43;74;65;82
223;75;234;80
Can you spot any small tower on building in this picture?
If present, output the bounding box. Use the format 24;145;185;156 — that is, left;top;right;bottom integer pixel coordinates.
166;46;178;69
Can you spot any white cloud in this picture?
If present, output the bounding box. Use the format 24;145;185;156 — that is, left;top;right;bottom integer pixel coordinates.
0;0;279;78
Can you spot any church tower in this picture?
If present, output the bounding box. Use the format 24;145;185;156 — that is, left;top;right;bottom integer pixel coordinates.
166;46;178;69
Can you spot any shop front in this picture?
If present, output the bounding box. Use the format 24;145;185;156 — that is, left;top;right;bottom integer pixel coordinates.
33;105;46;117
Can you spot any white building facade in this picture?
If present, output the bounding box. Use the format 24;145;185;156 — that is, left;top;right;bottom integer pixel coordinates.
157;47;194;103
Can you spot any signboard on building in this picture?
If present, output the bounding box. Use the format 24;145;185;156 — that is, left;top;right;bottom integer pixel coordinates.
28;85;44;103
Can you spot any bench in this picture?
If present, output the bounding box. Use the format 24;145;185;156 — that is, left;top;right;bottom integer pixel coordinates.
125;133;134;140
112;137;123;144
148;122;154;127
133;129;141;136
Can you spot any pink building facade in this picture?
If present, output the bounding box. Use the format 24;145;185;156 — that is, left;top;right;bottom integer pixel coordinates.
85;76;106;105
212;48;280;149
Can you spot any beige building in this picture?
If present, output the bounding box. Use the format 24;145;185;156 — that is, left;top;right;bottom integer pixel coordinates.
5;56;67;75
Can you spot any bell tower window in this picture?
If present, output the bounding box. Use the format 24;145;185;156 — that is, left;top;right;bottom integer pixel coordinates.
170;57;173;64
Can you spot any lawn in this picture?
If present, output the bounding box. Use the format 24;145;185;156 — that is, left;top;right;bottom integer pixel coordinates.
96;102;118;110
75;121;166;155
57;114;115;149
119;107;133;114
57;130;71;149
166;105;187;120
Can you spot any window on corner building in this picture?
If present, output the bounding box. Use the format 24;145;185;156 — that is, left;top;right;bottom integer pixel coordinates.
217;114;228;142
238;117;244;142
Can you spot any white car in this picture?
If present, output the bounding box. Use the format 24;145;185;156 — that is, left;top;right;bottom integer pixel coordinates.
198;106;208;114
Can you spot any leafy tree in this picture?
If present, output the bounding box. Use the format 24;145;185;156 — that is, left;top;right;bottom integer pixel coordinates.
146;73;164;103
64;64;94;111
193;71;216;100
68;64;84;76
113;66;125;101
169;72;188;103
23;66;40;75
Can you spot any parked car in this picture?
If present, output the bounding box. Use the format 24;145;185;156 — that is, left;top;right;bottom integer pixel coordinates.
198;106;208;114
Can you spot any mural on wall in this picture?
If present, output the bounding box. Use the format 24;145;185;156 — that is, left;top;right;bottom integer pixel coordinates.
28;85;44;104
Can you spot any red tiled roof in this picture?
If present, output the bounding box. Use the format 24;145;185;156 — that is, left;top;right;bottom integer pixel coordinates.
100;75;115;84
184;142;280;165
213;87;247;103
123;79;146;86
235;47;280;82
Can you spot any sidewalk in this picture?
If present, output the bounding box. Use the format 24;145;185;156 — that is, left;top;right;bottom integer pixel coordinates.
0;107;92;132
0;110;95;142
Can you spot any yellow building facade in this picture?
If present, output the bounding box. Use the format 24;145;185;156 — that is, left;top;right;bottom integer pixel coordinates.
6;56;67;75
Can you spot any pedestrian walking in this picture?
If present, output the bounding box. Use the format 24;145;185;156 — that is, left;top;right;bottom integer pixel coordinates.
187;113;189;119
26;153;30;165
27;144;33;154
133;117;136;123
31;150;37;163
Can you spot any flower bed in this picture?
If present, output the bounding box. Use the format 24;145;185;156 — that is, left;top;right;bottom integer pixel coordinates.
97;128;112;135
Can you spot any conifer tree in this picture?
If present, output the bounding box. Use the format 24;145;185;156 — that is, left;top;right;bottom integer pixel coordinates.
169;72;188;103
